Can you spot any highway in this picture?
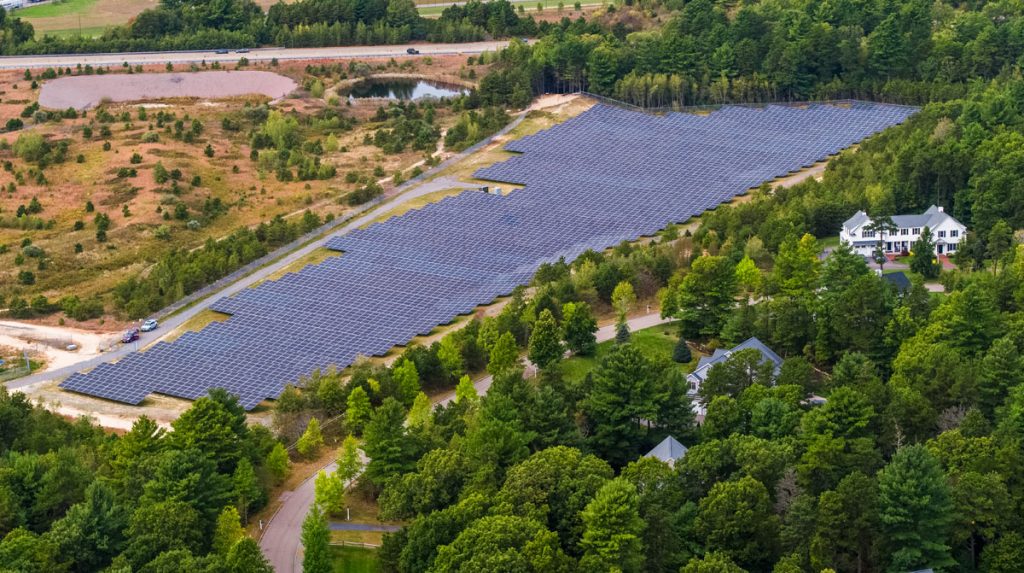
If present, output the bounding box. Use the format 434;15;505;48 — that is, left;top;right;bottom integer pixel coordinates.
0;41;512;70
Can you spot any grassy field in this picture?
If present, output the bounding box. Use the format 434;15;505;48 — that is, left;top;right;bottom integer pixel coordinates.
330;546;380;573
560;321;693;383
17;0;156;36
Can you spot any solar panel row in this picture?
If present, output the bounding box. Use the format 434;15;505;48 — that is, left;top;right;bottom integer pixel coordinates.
60;102;918;410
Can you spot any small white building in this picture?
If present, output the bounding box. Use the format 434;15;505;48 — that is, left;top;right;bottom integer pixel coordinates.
840;205;966;257
0;0;26;10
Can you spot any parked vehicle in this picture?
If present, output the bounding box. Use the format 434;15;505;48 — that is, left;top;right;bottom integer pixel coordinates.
141;319;159;332
236;48;249;53
406;48;420;55
214;49;229;54
122;329;140;343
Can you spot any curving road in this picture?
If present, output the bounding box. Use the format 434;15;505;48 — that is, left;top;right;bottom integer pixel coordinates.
260;311;672;573
0;41;513;70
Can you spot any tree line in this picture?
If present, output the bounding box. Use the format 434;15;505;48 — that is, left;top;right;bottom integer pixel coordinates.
477;0;1024;109
0;386;286;571
0;0;538;54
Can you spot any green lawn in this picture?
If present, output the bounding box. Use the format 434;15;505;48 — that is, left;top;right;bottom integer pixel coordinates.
330;545;379;573
16;0;97;18
561;321;693;383
818;235;840;249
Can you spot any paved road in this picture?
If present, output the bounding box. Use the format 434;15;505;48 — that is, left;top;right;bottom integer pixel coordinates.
0;41;512;70
261;462;337;573
5;113;526;392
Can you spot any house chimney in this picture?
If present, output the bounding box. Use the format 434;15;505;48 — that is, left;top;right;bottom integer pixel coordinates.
937;206;944;213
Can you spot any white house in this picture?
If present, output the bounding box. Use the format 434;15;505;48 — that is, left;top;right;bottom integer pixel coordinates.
840;205;966;257
686;337;783;417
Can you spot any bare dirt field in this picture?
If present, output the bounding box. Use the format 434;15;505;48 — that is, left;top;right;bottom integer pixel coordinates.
39;70;299;110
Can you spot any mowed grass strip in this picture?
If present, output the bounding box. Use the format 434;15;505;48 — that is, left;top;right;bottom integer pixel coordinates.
329;545;379;573
19;0;156;36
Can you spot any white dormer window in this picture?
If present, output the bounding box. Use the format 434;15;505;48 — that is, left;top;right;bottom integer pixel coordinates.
862;230;875;238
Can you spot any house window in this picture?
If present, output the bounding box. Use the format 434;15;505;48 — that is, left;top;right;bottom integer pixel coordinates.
950;229;959;238
938;230;946;238
912;227;921;235
862;230;875;238
901;228;909;236
948;244;957;252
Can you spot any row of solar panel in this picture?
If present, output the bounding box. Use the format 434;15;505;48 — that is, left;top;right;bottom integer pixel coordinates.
60;102;918;409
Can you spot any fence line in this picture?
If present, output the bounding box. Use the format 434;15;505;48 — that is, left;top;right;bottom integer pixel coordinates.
329;541;381;549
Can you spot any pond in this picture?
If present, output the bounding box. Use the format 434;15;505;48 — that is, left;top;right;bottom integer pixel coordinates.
38;71;298;110
346;78;467;101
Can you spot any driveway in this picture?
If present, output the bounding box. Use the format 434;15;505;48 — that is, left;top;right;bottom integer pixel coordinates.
261;311;671;572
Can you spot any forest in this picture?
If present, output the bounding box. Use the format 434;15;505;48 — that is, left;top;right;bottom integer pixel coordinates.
477;0;1024;107
8;0;1024;571
0;0;536;54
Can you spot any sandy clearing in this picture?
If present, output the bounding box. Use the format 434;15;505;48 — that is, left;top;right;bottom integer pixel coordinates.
39;70;298;110
0;320;118;371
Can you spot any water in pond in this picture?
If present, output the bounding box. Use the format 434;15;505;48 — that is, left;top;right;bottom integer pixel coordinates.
347;79;466;100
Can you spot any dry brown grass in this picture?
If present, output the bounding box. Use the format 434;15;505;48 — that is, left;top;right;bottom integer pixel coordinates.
0;59;480;327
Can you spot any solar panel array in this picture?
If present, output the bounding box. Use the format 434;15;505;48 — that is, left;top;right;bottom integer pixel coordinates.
60;101;917;410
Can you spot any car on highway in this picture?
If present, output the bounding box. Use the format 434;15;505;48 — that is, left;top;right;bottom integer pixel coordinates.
121;328;140;344
406;48;420;55
141;319;159;332
214;49;229;54
236;48;249;53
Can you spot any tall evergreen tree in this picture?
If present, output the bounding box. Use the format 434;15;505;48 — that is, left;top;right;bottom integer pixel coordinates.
528;309;564;368
580;478;646;573
877;445;955;572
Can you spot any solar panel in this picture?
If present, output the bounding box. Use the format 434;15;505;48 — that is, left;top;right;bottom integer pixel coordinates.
59;101;918;409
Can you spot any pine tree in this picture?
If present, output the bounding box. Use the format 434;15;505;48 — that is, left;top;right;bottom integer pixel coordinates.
407;392;432;428
673;337;692;363
212;506;245;555
346;386;372;434
580;478;645;572
301;504;331;573
615;320;631;344
265;442;291;485
296;417;324;458
977;336;1023;419
528;309;564;368
232;458;261;524
455;374;479;406
226;537;273;573
878;445;955;572
392;358;421;407
487;332;521;375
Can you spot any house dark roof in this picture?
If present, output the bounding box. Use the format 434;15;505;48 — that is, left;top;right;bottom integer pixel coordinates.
883;271;912;292
688;337;783;383
644;436;688;465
